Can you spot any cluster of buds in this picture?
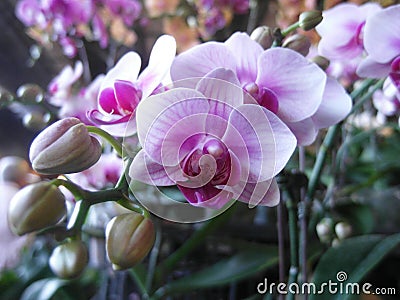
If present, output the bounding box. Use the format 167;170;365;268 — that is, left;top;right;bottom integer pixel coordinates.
316;218;353;246
3;116;156;277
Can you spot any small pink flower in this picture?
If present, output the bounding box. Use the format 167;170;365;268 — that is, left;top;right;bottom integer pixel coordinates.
89;35;176;136
357;4;400;83
316;3;381;60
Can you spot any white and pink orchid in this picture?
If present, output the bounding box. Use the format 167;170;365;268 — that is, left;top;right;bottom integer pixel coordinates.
129;69;297;209
89;35;176;136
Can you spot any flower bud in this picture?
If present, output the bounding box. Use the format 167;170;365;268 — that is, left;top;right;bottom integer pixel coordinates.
0;86;14;107
8;182;66;235
106;213;155;270
250;26;274;49
311;55;330;71
22;110;51;131
49;239;89;279
335;222;352;240
282;34;311;56
29;117;102;175
316;218;333;243
0;156;30;186
16;83;44;104
299;10;323;31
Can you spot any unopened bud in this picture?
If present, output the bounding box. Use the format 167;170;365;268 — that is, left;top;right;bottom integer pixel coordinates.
282;34;311;56
0;156;31;186
16;84;44;104
250;26;274;49
335;222;352;240
106;213;155;270
22;111;51;131
299;10;323;31
316;218;333;243
8;182;66;235
0;86;14;107
29;117;102;175
311;55;330;70
49;239;89;279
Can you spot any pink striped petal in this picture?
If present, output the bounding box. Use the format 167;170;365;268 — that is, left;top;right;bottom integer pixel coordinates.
256;48;326;122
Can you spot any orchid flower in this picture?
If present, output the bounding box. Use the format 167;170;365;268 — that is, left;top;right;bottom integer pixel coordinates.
171;32;351;145
373;77;400;124
48;61;83;107
316;3;381;60
89;35;176;136
129;68;297;209
357;4;400;84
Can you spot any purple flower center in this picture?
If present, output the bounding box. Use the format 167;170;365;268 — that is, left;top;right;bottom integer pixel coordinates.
244;83;279;114
177;136;233;204
89;80;142;125
390;56;400;90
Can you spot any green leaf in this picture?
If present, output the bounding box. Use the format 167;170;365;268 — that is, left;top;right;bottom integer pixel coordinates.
153;246;278;298
20;278;68;300
310;233;400;300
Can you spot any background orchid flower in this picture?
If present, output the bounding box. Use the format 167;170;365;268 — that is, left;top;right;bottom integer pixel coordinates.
373;77;400;125
90;35;176;136
171;32;350;145
357;4;400;82
48;61;83;107
129;68;297;209
315;3;381;60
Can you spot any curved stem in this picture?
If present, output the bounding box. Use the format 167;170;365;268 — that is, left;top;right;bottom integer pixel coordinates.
86;126;123;157
117;195;150;218
51;178;86;200
281;22;300;37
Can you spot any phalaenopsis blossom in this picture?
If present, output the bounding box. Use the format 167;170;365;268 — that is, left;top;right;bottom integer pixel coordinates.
15;0;143;57
89;35;176;136
129;69;297;209
48;61;104;124
316;2;381;61
171;32;352;145
357;4;400;85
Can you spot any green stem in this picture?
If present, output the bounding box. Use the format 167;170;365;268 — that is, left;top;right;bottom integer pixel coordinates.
86;125;123;157
117;196;150;218
281;21;300;36
285;192;298;300
129;268;149;299
306;78;384;202
51;178;86;200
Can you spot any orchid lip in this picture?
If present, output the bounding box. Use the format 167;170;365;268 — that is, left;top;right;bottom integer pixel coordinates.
87;110;132;125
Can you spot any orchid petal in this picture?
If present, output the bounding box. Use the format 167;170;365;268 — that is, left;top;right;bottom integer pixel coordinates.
256;48;326;122
171;42;236;82
100;52;141;90
230;178;280;207
114;80;141;112
138;35;177;98
196;68;243;107
98;87;118;113
363;5;400;64
136;88;206;149
356;56;391;78
129;150;181;186
287;118;318;146
312;77;352;129
224;32;263;84
178;184;233;209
